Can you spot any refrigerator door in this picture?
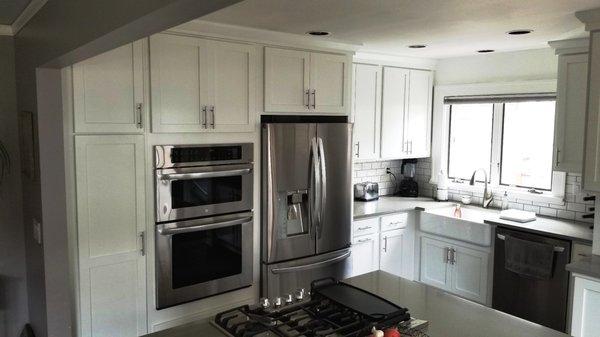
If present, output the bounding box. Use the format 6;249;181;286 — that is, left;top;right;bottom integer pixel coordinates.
315;123;352;254
262;123;317;263
261;248;352;298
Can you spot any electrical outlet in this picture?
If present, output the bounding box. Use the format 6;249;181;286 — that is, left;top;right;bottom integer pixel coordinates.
32;219;42;245
386;168;392;174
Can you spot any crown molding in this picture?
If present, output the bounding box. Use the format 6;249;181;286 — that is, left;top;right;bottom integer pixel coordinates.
0;25;12;36
548;37;590;55
12;0;48;35
576;8;600;31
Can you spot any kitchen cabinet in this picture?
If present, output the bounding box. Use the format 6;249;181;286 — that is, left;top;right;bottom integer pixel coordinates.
351;233;380;276
381;66;409;159
264;47;350;114
75;135;147;336
419;236;489;304
379;228;405;277
150;33;257;133
352;64;381;160
583;32;600;192
404;69;433;158
73;40;145;133
571;276;600;337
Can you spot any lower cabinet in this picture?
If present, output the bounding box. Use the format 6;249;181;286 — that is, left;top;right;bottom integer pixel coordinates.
419;236;489;304
351;233;380;276
379;228;406;277
571;275;600;337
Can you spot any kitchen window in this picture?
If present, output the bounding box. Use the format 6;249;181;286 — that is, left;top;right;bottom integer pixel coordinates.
446;94;563;195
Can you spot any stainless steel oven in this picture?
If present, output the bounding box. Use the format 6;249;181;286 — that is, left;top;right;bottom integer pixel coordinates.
155;144;253;222
155;212;254;309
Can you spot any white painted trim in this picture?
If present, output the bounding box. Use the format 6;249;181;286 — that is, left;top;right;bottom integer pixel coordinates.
0;25;12;36
353;51;437;71
549;38;590;55
11;0;48;35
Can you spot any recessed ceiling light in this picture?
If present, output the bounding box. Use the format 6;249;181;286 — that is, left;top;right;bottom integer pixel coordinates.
306;31;331;36
408;44;427;49
477;49;495;53
507;29;533;35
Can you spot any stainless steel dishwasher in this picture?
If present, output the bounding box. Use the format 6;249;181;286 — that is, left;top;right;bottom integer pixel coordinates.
492;226;571;332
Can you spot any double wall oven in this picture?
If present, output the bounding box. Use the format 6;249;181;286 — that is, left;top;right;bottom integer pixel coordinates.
154;143;254;309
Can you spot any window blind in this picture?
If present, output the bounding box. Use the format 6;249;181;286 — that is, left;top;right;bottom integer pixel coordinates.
444;93;556;104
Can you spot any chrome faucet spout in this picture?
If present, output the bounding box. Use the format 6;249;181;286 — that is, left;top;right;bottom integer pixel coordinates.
469;168;493;208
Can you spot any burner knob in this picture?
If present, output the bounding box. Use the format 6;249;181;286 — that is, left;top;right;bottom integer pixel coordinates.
272;297;283;307
294;288;306;301
284;294;294;304
259;297;270;309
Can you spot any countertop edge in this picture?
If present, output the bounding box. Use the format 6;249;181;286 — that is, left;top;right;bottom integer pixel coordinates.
566;255;600;280
484;219;593;244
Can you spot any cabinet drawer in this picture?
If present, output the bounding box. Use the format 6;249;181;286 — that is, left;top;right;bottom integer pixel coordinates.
352;218;379;237
380;213;408;232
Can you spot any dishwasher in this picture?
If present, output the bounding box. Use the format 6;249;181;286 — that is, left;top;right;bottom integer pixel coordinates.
492;226;571;332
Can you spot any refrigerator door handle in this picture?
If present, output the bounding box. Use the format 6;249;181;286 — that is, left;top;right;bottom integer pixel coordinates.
270;251;351;274
310;138;321;238
317;137;327;238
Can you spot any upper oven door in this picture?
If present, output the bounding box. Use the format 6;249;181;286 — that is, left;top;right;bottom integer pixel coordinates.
156;163;253;222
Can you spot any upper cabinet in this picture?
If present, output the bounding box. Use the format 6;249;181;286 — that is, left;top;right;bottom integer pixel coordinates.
550;38;589;174
150;33;257;133
73;40;146;133
353;63;433;160
264;47;351;114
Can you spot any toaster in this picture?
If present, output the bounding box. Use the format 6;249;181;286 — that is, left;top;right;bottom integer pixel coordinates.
354;182;379;201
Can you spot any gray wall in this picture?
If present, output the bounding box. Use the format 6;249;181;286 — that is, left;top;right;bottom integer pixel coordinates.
0;36;28;337
13;1;242;336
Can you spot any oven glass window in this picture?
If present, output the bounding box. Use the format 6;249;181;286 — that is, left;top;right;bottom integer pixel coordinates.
171;224;242;289
171;176;242;209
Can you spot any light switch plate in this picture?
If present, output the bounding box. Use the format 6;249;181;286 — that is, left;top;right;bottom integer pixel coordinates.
32;219;42;245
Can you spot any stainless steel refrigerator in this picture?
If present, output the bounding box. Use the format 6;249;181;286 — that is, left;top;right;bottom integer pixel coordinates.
261;116;353;298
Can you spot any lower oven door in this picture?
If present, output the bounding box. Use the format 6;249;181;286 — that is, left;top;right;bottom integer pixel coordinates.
155;212;253;309
261;248;351;298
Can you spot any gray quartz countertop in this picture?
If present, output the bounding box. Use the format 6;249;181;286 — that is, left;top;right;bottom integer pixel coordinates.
353;196;454;219
145;271;568;337
484;215;593;244
567;254;600;280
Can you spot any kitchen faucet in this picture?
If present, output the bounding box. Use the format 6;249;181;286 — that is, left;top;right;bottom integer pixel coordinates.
469;168;493;208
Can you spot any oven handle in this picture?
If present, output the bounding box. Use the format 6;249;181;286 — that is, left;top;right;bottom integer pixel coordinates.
160;168;252;181
270;251;351;274
157;216;253;236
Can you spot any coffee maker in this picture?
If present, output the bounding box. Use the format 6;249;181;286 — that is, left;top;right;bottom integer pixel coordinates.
398;159;418;197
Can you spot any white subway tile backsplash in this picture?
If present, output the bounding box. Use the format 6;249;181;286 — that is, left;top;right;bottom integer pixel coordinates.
539;207;557;217
557;210;575;220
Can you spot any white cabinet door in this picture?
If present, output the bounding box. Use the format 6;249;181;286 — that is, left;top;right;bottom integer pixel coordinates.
73;40;145;133
310;52;349;114
583;32;600;192
150;33;211;133
381;66;409;159
572;276;600;337
353;64;382;160
419;237;450;290
75;135;146;337
209;40;257;132
350;233;380;277
380;229;405;277
264;47;310;113
449;244;489;303
554;53;588;173
405;69;433;158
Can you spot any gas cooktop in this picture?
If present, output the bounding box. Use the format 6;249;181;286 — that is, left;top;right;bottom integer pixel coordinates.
211;278;429;337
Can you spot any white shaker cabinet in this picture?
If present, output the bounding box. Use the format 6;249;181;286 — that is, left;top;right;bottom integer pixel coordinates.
351;233;380;277
583;32;600;192
73;40;145;133
352;64;382;160
571;276;600;337
380;66;409;159
150;33;257;133
264;47;350;114
379;228;406;278
75;135;147;337
420;236;450;290
404;69;433;158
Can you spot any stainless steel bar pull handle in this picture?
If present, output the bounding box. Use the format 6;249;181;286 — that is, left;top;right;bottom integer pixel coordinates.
161;168;252;181
158;215;253;236
317;137;327;239
311;89;316;109
383;236;388;252
310;138;321;238
271;251;351;274
555;147;560;167
202;106;208;128
210;105;215;129
496;234;565;253
136;103;143;128
355;142;360;157
305;89;310;108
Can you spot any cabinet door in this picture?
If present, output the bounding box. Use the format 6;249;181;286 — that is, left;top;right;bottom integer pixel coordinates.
571;277;600;337
350;233;380;277
209;40;257;132
310;52;349;114
75;135;146;337
450;244;489;303
73;40;144;133
419;237;449;290
381;66;409;159
150;34;211;133
264;47;310;113
554;53;588;173
405;69;433;158
353;64;382;160
583;32;600;192
380;229;405;277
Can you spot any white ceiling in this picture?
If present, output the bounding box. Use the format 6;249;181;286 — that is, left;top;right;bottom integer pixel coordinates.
201;0;600;58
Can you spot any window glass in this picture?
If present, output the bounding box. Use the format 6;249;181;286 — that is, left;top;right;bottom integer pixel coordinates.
501;101;555;190
448;103;494;180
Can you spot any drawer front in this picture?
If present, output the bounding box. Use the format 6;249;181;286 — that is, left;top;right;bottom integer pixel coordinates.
380;213;408;232
352;218;379;237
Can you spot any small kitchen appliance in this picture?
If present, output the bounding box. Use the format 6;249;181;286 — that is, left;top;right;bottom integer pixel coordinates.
397;159;419;197
354;182;379;201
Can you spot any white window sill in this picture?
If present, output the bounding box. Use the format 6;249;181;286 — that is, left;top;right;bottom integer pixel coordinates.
443;181;565;205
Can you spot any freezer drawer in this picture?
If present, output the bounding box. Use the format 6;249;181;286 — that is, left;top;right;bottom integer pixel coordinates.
261;248;352;298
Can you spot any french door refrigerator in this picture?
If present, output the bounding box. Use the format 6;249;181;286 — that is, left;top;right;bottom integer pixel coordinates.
261;116;353;298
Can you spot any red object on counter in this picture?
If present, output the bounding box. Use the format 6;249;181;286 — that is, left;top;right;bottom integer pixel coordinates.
384;327;401;337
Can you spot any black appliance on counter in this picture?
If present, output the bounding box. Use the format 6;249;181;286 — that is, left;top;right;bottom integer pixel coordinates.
492;227;571;332
397;159;418;197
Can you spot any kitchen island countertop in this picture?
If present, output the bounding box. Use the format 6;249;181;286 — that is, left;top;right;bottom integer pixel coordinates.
144;271;568;337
